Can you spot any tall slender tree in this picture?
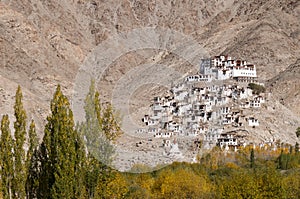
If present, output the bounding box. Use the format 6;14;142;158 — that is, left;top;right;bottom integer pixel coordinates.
101;103;122;142
0;115;14;199
13;85;27;199
26;148;40;199
78;79;123;198
26;120;38;168
90;80;122;142
79;80;116;165
39;85;85;199
25;120;38;199
82;79;101;148
84;155;103;199
74;128;88;199
250;148;255;168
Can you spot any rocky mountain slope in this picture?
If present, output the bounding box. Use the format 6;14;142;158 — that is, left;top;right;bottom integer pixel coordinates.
0;0;299;145
267;59;300;116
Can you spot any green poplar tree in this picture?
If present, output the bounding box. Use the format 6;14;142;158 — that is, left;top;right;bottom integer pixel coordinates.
79;80;115;165
13;85;27;199
101;103;122;142
26;120;38;167
90;80;122;142
39;85;85;199
26;148;41;199
25;120;38;199
0;115;14;199
36;142;50;199
250;148;255;168
82;79;101;147
78;79;123;198
84;155;104;199
74;127;88;199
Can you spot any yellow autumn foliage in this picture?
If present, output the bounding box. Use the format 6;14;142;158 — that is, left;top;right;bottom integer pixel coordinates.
95;172;128;199
153;168;211;199
105;172;128;199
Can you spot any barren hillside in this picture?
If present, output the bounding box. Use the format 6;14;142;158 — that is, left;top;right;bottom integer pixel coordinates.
0;0;300;144
267;59;300;116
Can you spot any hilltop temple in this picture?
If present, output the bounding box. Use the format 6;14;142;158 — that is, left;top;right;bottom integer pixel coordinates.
186;55;257;83
138;55;267;151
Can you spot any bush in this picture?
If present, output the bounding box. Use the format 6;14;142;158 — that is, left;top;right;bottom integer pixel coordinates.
248;83;266;95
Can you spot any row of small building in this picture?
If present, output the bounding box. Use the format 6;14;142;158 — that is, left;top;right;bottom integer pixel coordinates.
137;56;266;149
141;84;264;132
186;55;257;83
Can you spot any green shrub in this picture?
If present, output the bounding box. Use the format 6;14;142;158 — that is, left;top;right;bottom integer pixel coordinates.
248;83;266;95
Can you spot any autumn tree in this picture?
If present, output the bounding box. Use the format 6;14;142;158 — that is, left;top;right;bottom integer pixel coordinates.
0;115;14;199
218;170;260;198
74;129;87;199
282;170;300;198
26;120;38;169
38;85;85;199
89;80;122;142
126;173;154;199
80;79;123;163
76;80;106;198
78;80;115;197
153;168;211;199
95;171;129;199
257;165;285;198
77;79;123;198
25;120;38;199
276;149;299;170
250;148;255;168
78;79;116;165
101;103;122;142
13;86;27;199
26;147;40;199
84;155;103;199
